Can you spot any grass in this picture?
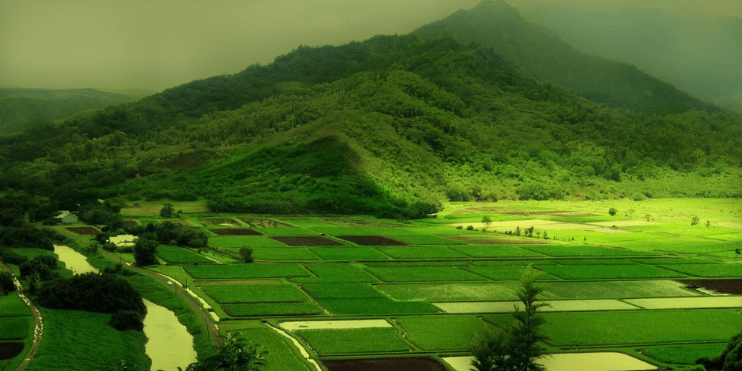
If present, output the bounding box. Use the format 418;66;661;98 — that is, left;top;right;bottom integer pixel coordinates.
377;282;520;302
450;245;545;258
462;266;559;281
640;343;727;364
184;264;312;279
300;283;385;299
157;245;215;264
294;328;411;355
315;298;439;315
0;317;29;340
0;293;31;317
395;315;493;351
520;244;656;257
24;309;149;371
231;327;312;371
209;236;288;248
658;263;742;277
380;234;465;245
251;248;320;261
223;303;322;316
375;247;468;259
537;264;686;280
365;266;486;282
631;258;718;265
199;283;308;303
617;238;737;253
538;309;742;346
299;264;379;283
542;280;699;299
307;247;390;261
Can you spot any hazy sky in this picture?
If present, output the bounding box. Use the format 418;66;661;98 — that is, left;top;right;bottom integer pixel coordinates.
1;0;739;92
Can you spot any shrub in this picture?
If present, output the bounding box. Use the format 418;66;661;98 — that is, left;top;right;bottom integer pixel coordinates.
109;309;144;331
466;225;474;231
609;207;617;216
0;271;15;294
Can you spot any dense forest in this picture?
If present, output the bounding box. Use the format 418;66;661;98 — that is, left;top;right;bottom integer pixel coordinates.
0;2;740;217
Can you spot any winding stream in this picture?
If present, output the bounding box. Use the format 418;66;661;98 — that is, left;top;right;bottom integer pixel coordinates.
54;245;197;371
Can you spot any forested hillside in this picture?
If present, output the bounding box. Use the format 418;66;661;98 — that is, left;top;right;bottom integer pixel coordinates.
0;26;740;217
0;88;137;135
414;0;718;114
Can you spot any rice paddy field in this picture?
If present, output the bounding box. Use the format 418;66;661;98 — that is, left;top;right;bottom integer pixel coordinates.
23;198;742;371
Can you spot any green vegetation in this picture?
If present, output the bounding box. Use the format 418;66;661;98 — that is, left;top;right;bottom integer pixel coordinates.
396;315;492;350
537;264;685;280
378;282;519;302
451;245;545;258
300;264;379;283
300;283;383;299
0;317;28;340
542;280;698;299
376;246;468;259
157;245;214;264
365;266;485;282
223;303;322;317
231;327;311;371
641;343;727;364
463;266;559;281
209;236;287;249
251;248;319;261
25;309;149;371
380;234;463;245
307;248;390;261
184;264;311;279
294;328;411;354
0;293;31;316
200;284;308;304
520;245;654;257
315;298;439;315
658;264;742;277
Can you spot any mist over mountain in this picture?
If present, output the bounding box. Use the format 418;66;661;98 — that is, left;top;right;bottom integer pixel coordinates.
513;1;742;105
413;0;717;115
0;88;137;135
0;2;739;217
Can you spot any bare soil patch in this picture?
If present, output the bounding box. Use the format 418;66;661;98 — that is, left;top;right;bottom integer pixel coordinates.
211;229;262;236
337;235;406;246
678;279;742;295
65;226;100;235
200;218;239;226
239;218;293;228
123;221;138;227
0;342;24;360
323;358;447;371
270;236;343;247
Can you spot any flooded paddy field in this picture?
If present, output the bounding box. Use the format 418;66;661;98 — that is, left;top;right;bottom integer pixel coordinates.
14;198;739;370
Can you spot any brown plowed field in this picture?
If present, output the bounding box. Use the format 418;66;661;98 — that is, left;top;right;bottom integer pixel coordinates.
270;236;343;246
0;342;24;360
678;279;742;295
211;229;262;236
124;221;138;227
65;226;100;235
337;235;406;246
323;358;447;371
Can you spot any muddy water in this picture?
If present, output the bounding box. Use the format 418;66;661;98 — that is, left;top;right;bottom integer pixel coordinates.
53;245;197;371
143;299;197;371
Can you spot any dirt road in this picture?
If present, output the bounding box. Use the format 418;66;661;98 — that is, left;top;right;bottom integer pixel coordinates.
0;262;43;371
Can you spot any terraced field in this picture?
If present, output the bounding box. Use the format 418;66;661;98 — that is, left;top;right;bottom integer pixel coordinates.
50;199;742;371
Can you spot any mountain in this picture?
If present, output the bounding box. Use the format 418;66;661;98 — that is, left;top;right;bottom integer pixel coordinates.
413;0;718;114
514;2;742;103
0;35;740;216
0;88;137;135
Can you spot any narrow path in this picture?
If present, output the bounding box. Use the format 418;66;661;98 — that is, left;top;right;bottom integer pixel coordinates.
0;262;43;371
98;250;222;345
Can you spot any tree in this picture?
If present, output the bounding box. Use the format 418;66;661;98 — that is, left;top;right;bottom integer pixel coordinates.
482;216;492;229
239;247;254;263
160;203;174;218
179;333;266;371
470;267;549;371
133;238;158;266
692;216;700;225
608;207;617;216
0;271;15;294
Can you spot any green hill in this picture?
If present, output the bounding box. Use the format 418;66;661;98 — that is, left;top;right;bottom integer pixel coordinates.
0;88;137;135
413;0;718;114
0;34;739;217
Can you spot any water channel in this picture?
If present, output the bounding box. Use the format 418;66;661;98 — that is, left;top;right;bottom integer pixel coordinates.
54;245;197;371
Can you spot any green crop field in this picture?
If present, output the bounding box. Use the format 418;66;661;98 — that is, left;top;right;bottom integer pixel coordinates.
0;293;31;317
231;327;312;371
462;266;559;281
0;317;29;340
251;248;320;261
300;283;384;299
396;315;494;351
377;282;520;302
658;263;742;277
157;245;215;264
294;328;411;354
315;297;439;315
537;264;686;280
520;245;656;257
209;236;288;248
199;283;308;303
375;247;468;259
223;303;323;317
618;238;737;253
640;343;728;364
450;245;545;258
542;280;699;299
538;309;742;346
365;266;486;282
299;264;379;283
185;264;311;279
308;247;390;261
380;234;465;245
